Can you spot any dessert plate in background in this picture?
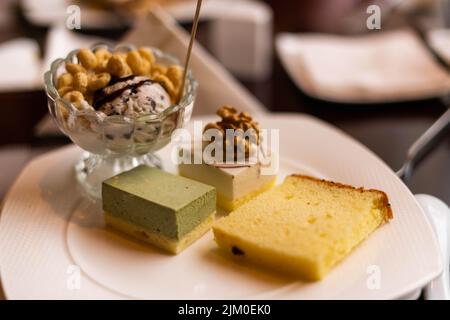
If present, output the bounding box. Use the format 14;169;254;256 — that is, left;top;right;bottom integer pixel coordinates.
20;0;191;28
0;114;442;299
21;0;252;27
276;30;450;104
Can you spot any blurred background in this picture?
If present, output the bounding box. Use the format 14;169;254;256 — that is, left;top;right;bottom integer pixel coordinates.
0;0;449;204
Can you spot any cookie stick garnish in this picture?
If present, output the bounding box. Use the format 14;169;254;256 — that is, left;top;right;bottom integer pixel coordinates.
178;0;203;103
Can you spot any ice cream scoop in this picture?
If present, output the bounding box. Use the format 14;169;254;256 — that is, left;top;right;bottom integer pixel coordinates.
93;76;171;117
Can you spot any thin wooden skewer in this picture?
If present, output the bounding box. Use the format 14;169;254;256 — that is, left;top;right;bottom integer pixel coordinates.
178;0;203;103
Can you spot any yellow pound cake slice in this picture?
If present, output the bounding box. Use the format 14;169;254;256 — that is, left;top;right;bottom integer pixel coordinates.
213;174;393;281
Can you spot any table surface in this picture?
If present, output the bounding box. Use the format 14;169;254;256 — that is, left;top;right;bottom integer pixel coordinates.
0;0;448;208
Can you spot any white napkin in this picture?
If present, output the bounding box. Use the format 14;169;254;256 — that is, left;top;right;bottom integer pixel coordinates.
21;0;67;26
0;38;41;92
277;29;450;103
428;28;450;66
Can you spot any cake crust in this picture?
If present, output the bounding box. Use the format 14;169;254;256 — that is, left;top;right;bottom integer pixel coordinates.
289;174;393;220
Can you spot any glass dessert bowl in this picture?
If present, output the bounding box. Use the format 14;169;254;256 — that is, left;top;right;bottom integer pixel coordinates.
44;43;197;199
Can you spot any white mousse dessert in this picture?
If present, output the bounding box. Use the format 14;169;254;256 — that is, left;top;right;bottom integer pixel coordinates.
179;106;277;212
179;162;276;212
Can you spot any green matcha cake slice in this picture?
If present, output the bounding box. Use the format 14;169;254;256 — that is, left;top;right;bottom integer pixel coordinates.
102;165;216;254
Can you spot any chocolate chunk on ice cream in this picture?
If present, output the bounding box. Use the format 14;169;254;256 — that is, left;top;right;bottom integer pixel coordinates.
93;76;171;117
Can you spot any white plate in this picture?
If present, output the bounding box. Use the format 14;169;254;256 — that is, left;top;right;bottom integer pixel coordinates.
0;114;442;299
276;30;450;104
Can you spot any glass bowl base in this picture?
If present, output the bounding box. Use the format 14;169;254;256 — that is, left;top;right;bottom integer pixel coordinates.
75;152;162;200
